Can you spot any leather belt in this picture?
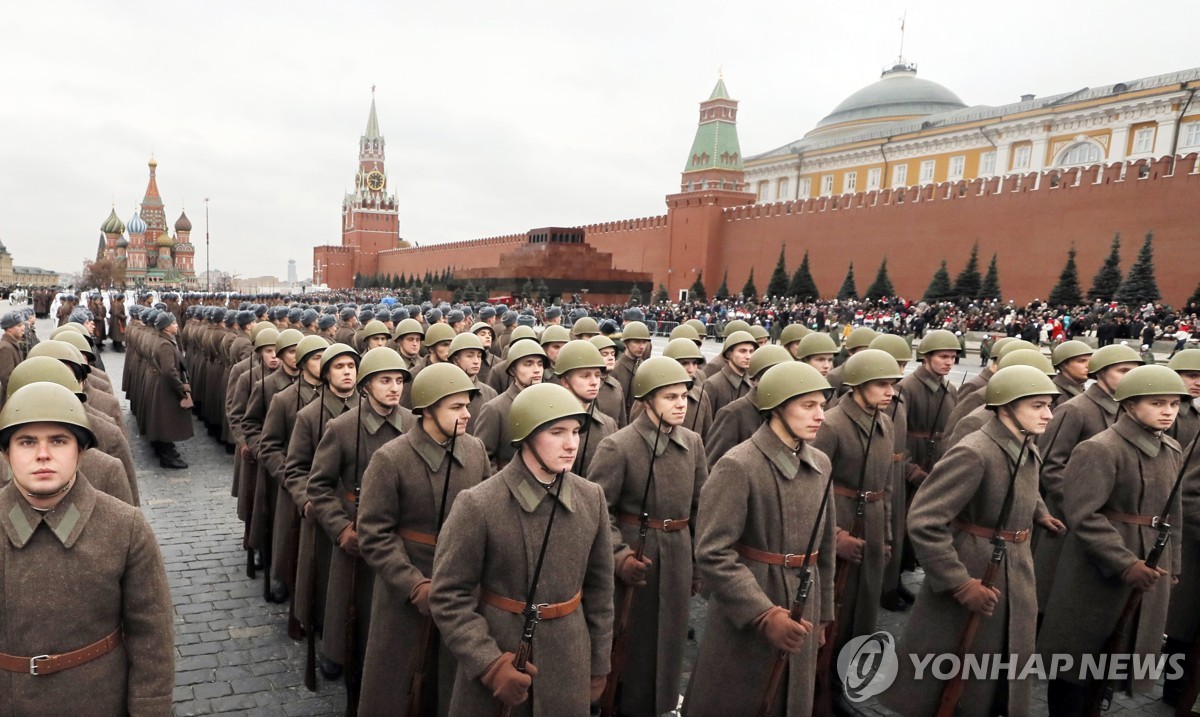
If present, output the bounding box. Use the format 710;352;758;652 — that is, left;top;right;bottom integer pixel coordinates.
398;528;437;546
344;492;358;504
833;485;885;502
892;452;905;463
480;590;582;620
909;430;943;440
0;628;122;676
1102;510;1160;527
617;513;690;532
735;543;819;568
953;518;1030;544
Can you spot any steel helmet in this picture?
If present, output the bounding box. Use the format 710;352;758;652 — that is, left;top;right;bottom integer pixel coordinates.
0;382;95;450
6;356;86;401
27;341;88;375
755;362;832;411
470;322;496;339
994;339;1039;361
360;320;391;340
1051;340;1093;367
721;330;758;356
669;324;702;344
748;325;770;342
1087;344;1143;376
841;348;905;387
748;345;793;380
779;323;813;346
997;348;1055;376
392;318;425;339
916;329;960;356
845;326;879;351
722;319;752;338
985;365;1060;407
793;332;838;361
621;321;652;341
423;323;456;348
410;363;479;414
663;337;706;365
251;321;276;340
632;356;693;399
1112;365;1189;402
254;327;281;350
357;347;411;388
539;325;571;346
508;325;538;345
1167;349;1200;373
553;340;607;376
448;332;486;358
275;328;304;354
505;341;549;373
508;383;588;445
571;316;601;337
685;319;708;337
588;335;618;352
869;334;913;362
52;330;95;359
988;337;1017;359
318;343;360;379
295;335;330;365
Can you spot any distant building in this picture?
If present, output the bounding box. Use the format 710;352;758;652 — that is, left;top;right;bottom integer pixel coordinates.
0;237;61;287
287;259;297;285
98;158;198;287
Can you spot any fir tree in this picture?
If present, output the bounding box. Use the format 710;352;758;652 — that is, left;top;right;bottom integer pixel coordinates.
536;280;550;300
865;258;894;301
741;269;758;300
1188;280;1200;312
654;283;669;304
1048;247;1082;306
521;279;534;298
953;242;982;302
1088;234;1123;302
924;260;955;302
715;270;730;300
837;262;858;300
788;251;820;301
1115;231;1161;305
767;246;790;298
979;254;1001;301
628;284;643;306
689;272;707;303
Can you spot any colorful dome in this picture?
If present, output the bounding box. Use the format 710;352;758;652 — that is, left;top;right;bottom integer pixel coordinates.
116;235;129;249
174;210;192;232
156;231;175;248
101;208;125;235
127;210;147;235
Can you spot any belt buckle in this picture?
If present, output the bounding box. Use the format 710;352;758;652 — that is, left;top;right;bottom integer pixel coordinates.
533;603;549;621
1151;516;1161;528
783;553;797;568
661;518;673;531
1014;529;1028;542
29;655;49;676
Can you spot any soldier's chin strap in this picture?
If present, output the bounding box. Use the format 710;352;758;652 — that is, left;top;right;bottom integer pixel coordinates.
523;436;563;481
773;408;806;455
18;474;77;500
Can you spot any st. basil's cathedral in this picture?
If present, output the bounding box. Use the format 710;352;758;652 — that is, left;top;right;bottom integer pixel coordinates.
97;157;198;287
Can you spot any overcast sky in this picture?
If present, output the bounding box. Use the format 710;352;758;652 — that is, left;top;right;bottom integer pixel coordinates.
3;0;1197;282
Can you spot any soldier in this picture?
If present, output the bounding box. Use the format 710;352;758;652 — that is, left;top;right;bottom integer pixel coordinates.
898;329;962;482
793;332;839;380
146;311;192;469
571;316;602;342
447;332;497;433
415;324;456;377
357;319;391;355
109;294;127;352
488;325;538;394
882;366;1065;717
357;362;491;715
700;319;751;380
824;326;877;396
0;382;173;715
336;306;359;346
1038;366;1187;715
947;340;1039;428
430;382;615;715
655;338;713;439
0;310;26;407
685;362;836;717
590;335;629;428
538;325;571;383
703;345;792;467
229;327;279;536
779;323;813;360
590;357;707;717
871;333;918;611
473;341;548;471
1049;339;1093;408
495;310;517;357
956;336;1020;400
469;321;497;385
945;349;1057;450
748;324;770;348
611;321;652;414
701;330;757;416
553;340;619;476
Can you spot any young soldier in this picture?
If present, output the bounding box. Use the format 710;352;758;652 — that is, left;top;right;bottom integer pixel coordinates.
357;363;491;716
793;332;839;379
1038;366;1187;715
701;330;757;415
899;329;962;481
414;324;456;378
486;325;538;395
945;349;1057;450
955;336;1019;400
612;321;652;414
824;326;877;398
590;335;629;428
656;338;713;439
701;320;752;379
685;362;837;717
538;325;571;383
946;339;1037;426
704;345;793;468
356;319;392;355
553;340;619;476
1049;339;1094;408
473;341;547;471
392;318;426;410
0;383;173;715
229;327;279;536
870;334;917;611
430;382;614;715
447;332;497;433
469;321;497;385
883;366;1065;716
779;323;812;360
589;357;707;717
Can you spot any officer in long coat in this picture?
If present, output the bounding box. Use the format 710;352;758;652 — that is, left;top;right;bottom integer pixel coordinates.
704;345;792;468
145;311;192;468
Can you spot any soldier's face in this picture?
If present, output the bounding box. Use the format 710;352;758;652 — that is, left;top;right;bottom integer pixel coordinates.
543;343;565;363
452;349;483;378
924;350;957;377
804;354;835;377
785;341;802;359
5;324;25;339
399;334;422;357
773;393;826;442
1179;371;1200;399
326;356;357;393
855;379;897;411
599;348;616;371
1096;363;1139;395
526;419;581;474
367;335;389;350
280;348;298;372
431;342;452;363
728;344;755;372
1003;396;1054;435
6;423;80;509
260;347;280;370
625;339;650;359
511;357;544;388
428;395;472;439
474;330;493;348
303;352;324;381
678;359;701;379
1125;395;1181;432
367;372;405;407
646;384;689;427
1060;355;1091;383
563;368;602;402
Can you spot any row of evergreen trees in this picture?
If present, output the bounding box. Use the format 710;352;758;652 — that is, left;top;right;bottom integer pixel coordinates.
1046;232;1163;306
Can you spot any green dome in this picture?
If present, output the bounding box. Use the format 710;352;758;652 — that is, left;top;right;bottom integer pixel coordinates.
100;208;125;235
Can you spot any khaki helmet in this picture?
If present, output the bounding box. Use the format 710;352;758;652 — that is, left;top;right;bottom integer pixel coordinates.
275;328;304;354
916;329;961;356
254;327;281;350
0;382;95;450
669;324;702;344
779;323;813;346
997;348;1055;376
621;321;651;340
995;339;1038;361
470;321;495;339
842;348;905;387
869;334;913;362
755;362;832;411
632;356;692;399
989;336;1017;360
748;345;793;380
539;325;571;347
52;323;86;335
1051;340;1094;367
505;340;549;373
722;319;752;338
588;335;618;352
360;320;391;341
508;383;588;445
423;323;456;348
553;340;606;375
27;341;88;374
296;335;330;365
53;330;95;358
318;343;360;378
392;318;425;339
357;347;411;388
1167;348;1200;373
685;319;708;337
1087;343;1143;376
251;321;276;340
793;332;838;361
663;337;706;365
7;356;86;401
571;316;601;337
748;325;770;342
509;325;539;345
985;365;1060;407
845;326;879;351
1112;364;1189;402
448;332;485;358
410;363;479;415
721;330;757;356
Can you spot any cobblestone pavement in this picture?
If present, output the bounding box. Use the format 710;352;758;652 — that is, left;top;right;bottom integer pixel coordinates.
58;310;1180;717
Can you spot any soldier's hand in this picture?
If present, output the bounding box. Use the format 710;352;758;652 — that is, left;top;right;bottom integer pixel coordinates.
482;653;534;707
302;501;312;518
758;606;810;654
883;544;893;563
691;577;703;596
180;395;194;409
337;525;360;557
1038;514;1067;536
617;554;652;586
906;465;928;486
589;674;607;702
835;531;865;564
240;445;251;458
953;578;1000;616
410;580;432;616
1121;561;1167;592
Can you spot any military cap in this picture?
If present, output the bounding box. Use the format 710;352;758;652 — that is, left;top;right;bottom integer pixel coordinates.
317;314;337;331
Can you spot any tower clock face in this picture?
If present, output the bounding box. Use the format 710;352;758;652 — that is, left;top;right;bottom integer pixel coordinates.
366;171;384;191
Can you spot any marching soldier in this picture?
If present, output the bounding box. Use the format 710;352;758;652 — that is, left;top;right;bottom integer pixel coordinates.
701;319;751;380
538;325;571;383
1049;339;1093;408
357;320;392;355
447;332;497;433
473;341;547;471
488;325;538;393
701;330;756;415
553;340;619;476
824;326;877;397
779;323;812;360
945;349;1057;450
612;321;652;414
704;345;792;468
0;310;26;407
590;335;629;428
870;334;917;612
336;307;359;346
793;332;839;381
656;337;713;439
571;316;602;342
947;339;1038;427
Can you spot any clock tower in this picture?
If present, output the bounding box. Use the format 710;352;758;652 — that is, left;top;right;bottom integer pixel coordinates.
340;89;401;277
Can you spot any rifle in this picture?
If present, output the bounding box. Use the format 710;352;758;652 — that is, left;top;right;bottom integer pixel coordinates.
690;381;706;433
1083;432;1199;717
344;399;365;717
407;420;460;717
574;399;599;476
922;379;951;472
600;415;665;717
814;406;880;715
756;432;838;717
935;435;1030;717
286;382;315;640
497;470;567;717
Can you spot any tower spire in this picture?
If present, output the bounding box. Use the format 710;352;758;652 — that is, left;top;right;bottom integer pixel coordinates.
679;75;746;193
365;86;380;140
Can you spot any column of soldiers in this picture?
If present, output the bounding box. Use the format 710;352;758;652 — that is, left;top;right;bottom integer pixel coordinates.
127;295;1198;717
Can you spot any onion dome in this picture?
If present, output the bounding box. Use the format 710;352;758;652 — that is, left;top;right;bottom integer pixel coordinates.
127;210;147;235
101;208;125;235
116;235;129;249
156;231;175;248
175;210;192;232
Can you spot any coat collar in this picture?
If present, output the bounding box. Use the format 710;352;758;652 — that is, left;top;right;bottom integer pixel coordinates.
981;415;1042;468
1;473;97;549
914;364;946;394
1113;412;1180;458
1084;382;1120;417
1054;372;1086;398
503;454;576;513
750;422;821;478
411;421;466;473
840;393;887;438
632;411;689;454
721;363;751;392
322;387;358;417
361;401;409;436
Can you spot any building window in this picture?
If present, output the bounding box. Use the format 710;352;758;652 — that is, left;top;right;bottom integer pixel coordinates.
757;181;769;201
844;171;857;193
1012;145;1031;170
798;177;811;199
892;164;908;187
1057;141;1104;167
948;155;965;180
777;177;790;200
867;167;881;190
821;174;834;196
1183;122;1200;148
919;159;936;183
979;151;997;176
1132;127;1155;154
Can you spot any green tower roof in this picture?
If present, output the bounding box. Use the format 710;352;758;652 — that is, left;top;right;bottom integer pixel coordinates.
709;77;730;100
683;78;742;174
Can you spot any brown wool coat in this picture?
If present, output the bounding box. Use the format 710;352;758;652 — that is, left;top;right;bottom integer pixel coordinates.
108;302;126;343
0;477;173;716
1037;414;1183;692
898;364;958;471
464;379;497;435
881;417;1047;717
0;449;133;506
430;458;615;717
85;402;140;505
145;332;193;443
945;404;991;450
224;357;253;498
1052;372;1086;408
811;397;895;650
611;352;642;414
472;383;522;470
357;423;491;717
597;375;629;428
684;424;837;717
243;367;299;551
574;406;618;477
589;414;707;717
263;379;323;588
945;384;987;429
85;380;126;434
629;381;711;440
1166;402;1200;640
704;388;762;469
0;333;23;409
701;364;753;418
881;389;911;595
957;365;994;401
